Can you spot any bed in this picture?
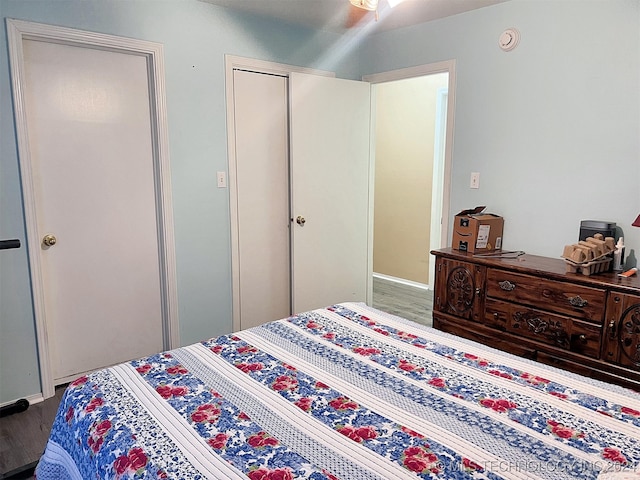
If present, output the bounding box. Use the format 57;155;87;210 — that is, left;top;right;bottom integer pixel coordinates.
36;302;640;480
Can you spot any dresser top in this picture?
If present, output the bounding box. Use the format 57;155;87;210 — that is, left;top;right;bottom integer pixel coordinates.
431;248;640;294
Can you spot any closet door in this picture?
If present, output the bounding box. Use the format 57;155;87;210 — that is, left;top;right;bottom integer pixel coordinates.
289;73;371;312
234;70;291;329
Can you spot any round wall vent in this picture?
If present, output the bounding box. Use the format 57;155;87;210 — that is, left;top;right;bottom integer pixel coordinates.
499;28;520;52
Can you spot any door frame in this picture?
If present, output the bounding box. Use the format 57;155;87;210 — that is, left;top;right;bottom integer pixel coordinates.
7;19;179;399
363;60;456;288
224;55;333;332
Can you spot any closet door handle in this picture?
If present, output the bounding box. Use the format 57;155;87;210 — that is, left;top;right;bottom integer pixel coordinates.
296;216;306;226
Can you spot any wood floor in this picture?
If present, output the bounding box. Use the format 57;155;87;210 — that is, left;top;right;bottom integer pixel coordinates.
372;276;433;327
0;386;65;479
0;278;433;479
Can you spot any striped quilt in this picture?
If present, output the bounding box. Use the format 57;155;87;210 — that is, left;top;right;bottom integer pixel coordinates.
36;303;640;480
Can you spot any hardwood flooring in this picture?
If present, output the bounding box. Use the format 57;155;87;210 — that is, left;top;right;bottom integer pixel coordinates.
0;386;65;479
371;276;433;327
0;278;433;479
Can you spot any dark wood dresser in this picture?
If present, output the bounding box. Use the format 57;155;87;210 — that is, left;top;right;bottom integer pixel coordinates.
431;248;640;390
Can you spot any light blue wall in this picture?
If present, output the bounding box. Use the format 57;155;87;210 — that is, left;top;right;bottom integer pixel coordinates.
1;0;639;403
359;0;640;258
0;0;349;403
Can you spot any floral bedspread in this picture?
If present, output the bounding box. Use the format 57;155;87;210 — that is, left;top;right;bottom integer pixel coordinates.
36;303;640;480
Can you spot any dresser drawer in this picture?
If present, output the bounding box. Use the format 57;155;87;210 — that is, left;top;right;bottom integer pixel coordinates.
486;268;605;323
485;298;602;357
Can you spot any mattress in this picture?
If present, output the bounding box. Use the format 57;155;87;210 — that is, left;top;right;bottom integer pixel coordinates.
36;303;640;479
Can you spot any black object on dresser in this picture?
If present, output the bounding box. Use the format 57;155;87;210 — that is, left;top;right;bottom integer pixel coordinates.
431;248;640;390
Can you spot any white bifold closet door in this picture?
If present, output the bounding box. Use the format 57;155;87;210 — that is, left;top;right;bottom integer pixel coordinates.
233;70;370;330
289;73;370;314
234;69;292;328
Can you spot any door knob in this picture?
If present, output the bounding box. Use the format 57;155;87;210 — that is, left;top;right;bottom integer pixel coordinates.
42;234;57;247
296;216;306;226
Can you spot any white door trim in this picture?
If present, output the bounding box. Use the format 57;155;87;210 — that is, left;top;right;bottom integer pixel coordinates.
363;60;456;285
429;87;449;286
224;55;333;332
6;19;179;399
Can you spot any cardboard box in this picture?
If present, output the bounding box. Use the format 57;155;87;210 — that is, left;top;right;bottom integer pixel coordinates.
452;206;504;253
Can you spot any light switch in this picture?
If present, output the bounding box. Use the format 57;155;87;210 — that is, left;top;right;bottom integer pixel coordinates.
217;171;227;188
470;172;480;189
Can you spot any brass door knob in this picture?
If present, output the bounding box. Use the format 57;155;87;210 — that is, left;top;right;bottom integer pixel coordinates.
296;216;306;226
42;234;57;247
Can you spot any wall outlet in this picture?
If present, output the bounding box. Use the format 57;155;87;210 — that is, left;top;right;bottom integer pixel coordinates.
470;172;480;189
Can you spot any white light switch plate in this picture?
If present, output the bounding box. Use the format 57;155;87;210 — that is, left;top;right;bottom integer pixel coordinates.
470;172;480;189
217;171;227;188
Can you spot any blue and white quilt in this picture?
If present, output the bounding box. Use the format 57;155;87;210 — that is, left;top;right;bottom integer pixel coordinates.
36;303;640;479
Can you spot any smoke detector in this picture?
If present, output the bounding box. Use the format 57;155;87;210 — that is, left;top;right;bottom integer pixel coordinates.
499;28;520;52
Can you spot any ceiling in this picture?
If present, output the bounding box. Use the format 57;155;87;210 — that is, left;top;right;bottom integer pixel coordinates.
201;0;509;34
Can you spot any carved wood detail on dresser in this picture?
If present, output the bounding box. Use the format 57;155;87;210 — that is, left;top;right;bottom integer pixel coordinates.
431;248;640;390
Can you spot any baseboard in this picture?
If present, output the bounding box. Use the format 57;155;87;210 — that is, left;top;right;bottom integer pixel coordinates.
373;273;431;290
0;392;44;410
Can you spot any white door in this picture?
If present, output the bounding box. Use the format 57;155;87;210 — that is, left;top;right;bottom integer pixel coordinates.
230;68;371;326
289;73;371;312
234;70;291;329
21;40;165;384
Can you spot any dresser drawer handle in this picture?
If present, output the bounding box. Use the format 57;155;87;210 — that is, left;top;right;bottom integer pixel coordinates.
569;295;588;308
498;280;516;291
608;320;617;339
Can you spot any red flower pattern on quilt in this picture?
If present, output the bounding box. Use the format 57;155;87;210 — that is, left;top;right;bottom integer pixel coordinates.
603;447;628;464
337;424;378;443
87;419;111;454
272;375;298;391
463;353;489;366
236;362;264;373
401;426;425;438
70;375;88;388
479;398;518;413
247;466;294;480
191;403;222;423
621;406;640;417
135;364;151;375
402;445;440;474
520;372;550;385
248;431;279;448
166;364;188;375
399;359;423;373
84;396;104;413
488;369;513;379
462;457;483;472
155;384;188;399
65;406;74;424
547;419;585;439
352;346;381;356
113;447;148;477
329;396;358;410
428;377;446;388
294;397;313;411
207;432;229;450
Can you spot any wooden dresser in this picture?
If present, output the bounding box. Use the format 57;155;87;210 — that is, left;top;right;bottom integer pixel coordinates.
431;248;640;390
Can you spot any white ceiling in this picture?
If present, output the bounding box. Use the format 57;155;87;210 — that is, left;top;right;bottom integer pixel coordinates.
201;0;509;34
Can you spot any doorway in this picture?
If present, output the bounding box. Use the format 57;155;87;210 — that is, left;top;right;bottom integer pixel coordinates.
363;61;456;325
